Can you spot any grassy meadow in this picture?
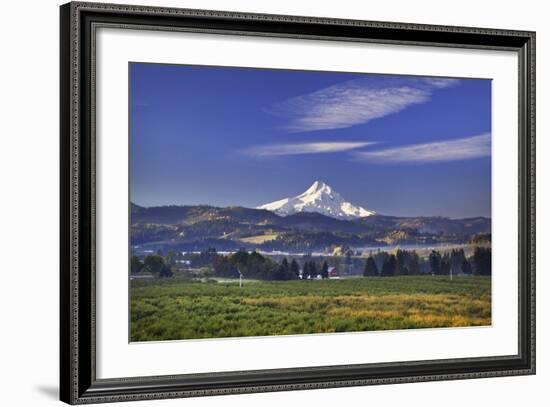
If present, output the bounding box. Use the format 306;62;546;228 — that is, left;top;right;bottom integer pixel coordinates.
130;276;491;341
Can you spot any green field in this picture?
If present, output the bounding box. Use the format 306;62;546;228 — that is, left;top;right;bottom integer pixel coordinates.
130;276;491;341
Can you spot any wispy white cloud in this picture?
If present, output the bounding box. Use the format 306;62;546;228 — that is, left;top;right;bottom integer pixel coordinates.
422;78;461;88
267;77;460;132
243;141;376;157
353;133;491;163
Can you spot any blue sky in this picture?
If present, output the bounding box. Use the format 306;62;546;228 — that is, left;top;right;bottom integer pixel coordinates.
130;63;491;218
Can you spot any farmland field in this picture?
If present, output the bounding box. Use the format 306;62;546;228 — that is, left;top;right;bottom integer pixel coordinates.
130;276;491;341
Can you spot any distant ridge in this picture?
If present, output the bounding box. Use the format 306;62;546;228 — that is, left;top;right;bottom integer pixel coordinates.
129;201;490;252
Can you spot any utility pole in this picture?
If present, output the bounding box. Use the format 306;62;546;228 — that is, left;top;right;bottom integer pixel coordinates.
238;269;243;288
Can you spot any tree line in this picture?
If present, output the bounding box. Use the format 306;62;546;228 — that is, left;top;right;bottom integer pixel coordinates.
363;247;491;277
131;246;491;280
131;254;173;278
213;249;332;280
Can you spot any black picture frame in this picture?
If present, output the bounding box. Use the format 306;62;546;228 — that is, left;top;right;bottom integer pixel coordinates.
60;2;536;404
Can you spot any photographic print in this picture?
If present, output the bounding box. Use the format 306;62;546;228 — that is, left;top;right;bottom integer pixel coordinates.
129;63;492;342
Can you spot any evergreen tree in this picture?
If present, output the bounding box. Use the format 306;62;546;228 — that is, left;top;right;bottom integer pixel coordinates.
396;249;406;275
373;251;389;273
441;256;451;276
461;259;473;275
281;258;289;273
290;259;300;279
231;249;250;267
309;261;318;278
275;264;286;281
429;250;442;275
409;251;420;275
277;257;291;280
321;261;329;279
363;256;378;277
473;247;492;275
450;249;466;275
381;255;396;277
302;262;310;280
388;254;397;276
380;257;390;277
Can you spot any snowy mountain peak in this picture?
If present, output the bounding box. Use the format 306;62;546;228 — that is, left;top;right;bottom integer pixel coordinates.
257;181;375;220
304;180;332;195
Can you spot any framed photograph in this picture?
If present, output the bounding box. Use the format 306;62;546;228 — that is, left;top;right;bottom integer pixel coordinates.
60;1;535;404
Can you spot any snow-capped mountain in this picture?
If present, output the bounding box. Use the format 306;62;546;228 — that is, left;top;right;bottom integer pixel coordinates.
257;180;375;220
